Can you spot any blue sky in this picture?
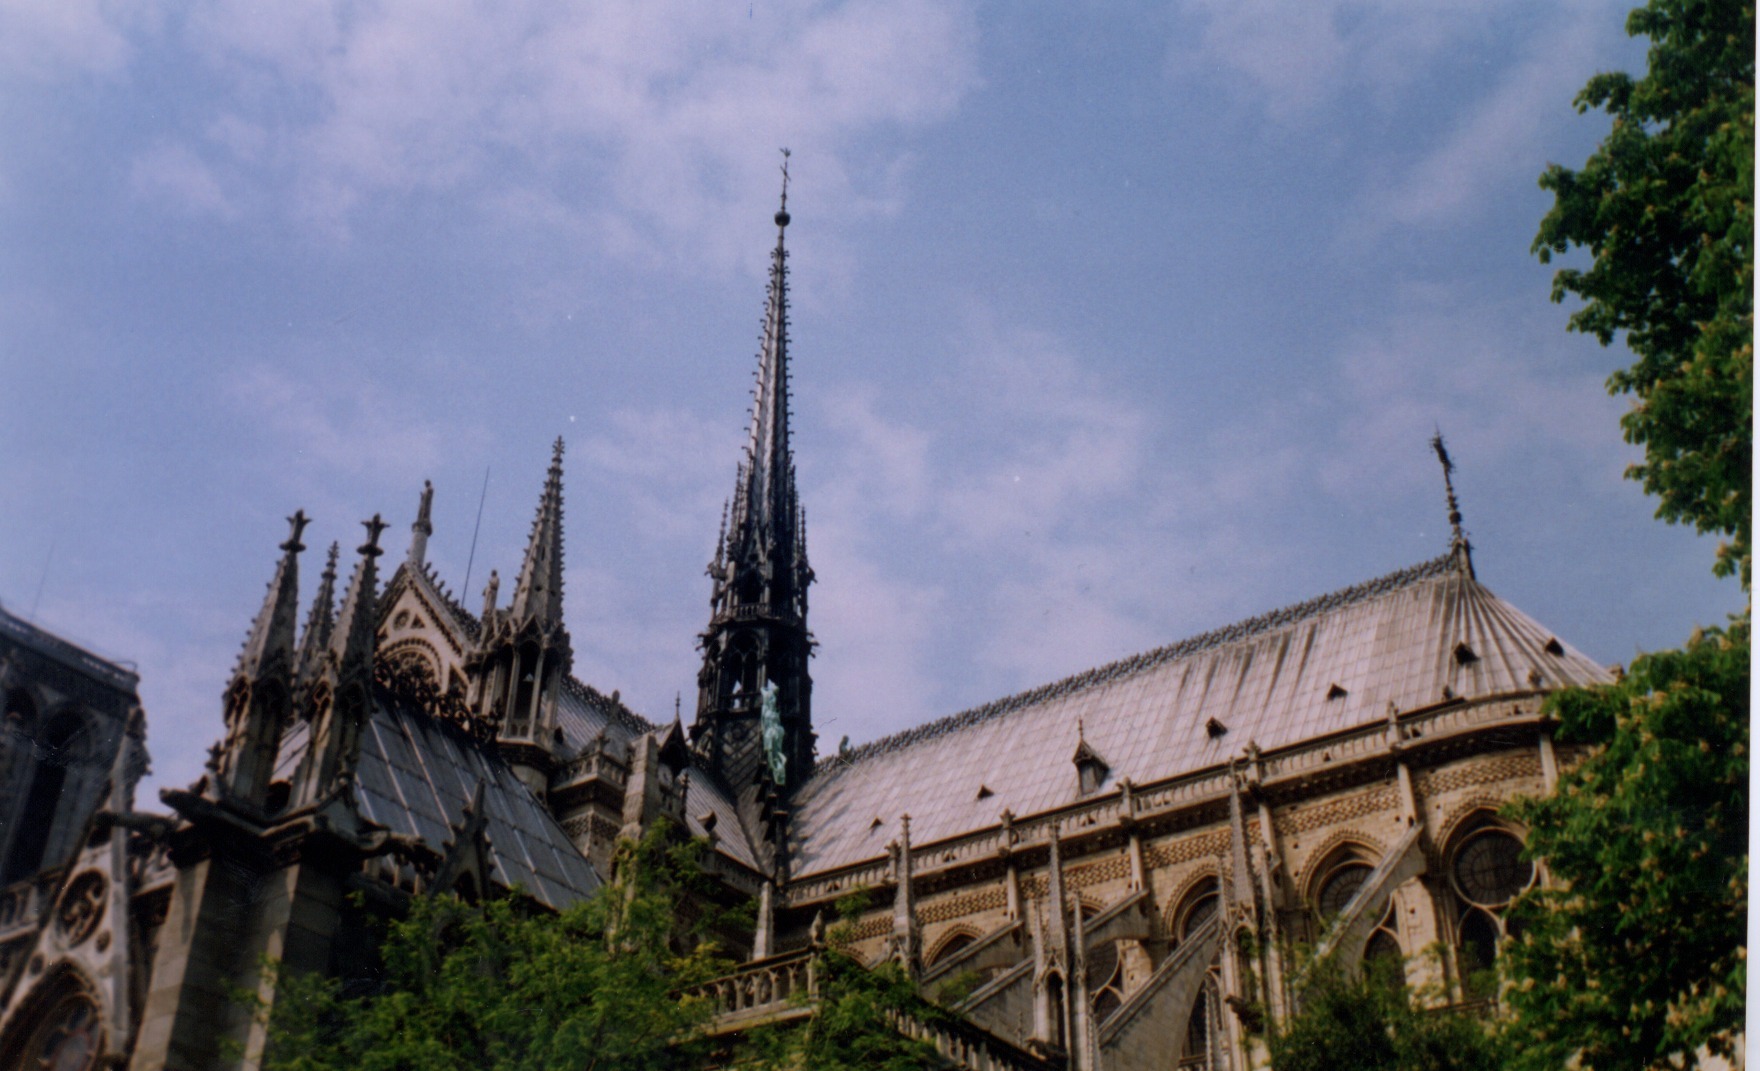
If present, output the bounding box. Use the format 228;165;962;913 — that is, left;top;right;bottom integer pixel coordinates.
1;0;1743;798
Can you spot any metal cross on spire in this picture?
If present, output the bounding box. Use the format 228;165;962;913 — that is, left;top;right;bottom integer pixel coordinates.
777;147;791;222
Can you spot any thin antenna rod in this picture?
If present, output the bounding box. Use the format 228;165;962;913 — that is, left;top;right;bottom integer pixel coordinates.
28;540;53;622
462;466;490;599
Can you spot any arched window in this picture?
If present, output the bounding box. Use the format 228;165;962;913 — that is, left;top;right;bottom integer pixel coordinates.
1445;821;1533;999
926;930;977;970
1311;845;1402;983
1086;937;1124;1023
1170;878;1223;1069
0;969;104;1071
4;712;87;884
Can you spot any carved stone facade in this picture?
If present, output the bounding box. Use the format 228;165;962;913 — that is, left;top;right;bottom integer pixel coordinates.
0;193;1613;1071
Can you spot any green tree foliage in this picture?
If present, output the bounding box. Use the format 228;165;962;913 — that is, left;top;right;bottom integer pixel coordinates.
1500;620;1749;1071
747;953;947;1071
1532;0;1754;586
261;824;735;1071
1268;955;1503;1071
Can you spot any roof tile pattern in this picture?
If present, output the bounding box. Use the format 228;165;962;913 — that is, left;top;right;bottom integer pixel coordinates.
786;557;1607;877
275;695;603;909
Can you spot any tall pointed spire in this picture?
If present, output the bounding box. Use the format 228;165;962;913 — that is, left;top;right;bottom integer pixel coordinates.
693;154;817;826
296;542;340;687
464;443;572;785
727;149;801;566
510;438;566;626
1430;431;1474;578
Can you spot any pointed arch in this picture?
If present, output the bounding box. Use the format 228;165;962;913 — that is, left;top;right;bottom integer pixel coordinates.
0;963;106;1071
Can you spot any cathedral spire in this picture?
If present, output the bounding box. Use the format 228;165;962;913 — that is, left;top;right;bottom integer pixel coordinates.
691;157;817;846
510;438;566;626
727;150;800;566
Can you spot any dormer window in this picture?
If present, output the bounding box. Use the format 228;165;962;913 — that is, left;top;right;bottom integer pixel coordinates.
1454;642;1478;665
1205;717;1228;739
1544;637;1565;657
1326;683;1348;700
1073;737;1110;796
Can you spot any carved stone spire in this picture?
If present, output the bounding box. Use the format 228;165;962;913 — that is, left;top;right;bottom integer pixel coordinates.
1430;431;1475;578
408;480;434;568
465;444;572;791
216;512;306;805
295;542;340;687
293;516;386;807
692;156;817;822
510;439;566;627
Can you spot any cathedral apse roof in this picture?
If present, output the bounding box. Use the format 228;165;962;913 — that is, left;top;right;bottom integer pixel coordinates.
786;553;1608;878
274;694;603;909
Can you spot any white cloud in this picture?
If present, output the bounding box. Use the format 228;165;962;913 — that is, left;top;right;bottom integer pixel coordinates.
1168;0;1502;122
220;364;460;489
0;0;157;84
130;143;236;218
140;0;979;261
1368;4;1618;231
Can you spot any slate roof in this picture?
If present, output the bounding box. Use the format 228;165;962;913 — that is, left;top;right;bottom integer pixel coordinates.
274;692;603;910
786;554;1608;877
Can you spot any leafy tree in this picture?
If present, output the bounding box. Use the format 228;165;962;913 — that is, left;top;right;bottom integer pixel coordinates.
747;953;947;1071
1269;953;1503;1071
1532;0;1754;586
261;824;735;1071
1500;620;1749;1071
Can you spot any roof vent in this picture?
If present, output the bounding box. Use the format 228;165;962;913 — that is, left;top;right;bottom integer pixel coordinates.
1527;667;1544;687
976;785;994;800
1544;637;1565;657
869;816;884;832
1441;686;1456;701
1326;683;1348;700
1454;642;1478;665
698;811;717;833
1205;717;1228;739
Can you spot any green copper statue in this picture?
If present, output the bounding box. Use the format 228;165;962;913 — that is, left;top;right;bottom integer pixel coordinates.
760;680;786;785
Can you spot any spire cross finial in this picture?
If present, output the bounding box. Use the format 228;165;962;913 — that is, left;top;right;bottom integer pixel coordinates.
282;510;310;553
360;514;389;557
1429;430;1465;541
775;148;792;227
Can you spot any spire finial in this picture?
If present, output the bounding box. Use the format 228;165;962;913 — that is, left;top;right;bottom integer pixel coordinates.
1430;430;1474;575
775;147;791;227
361;514;388;557
282;510;310;553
